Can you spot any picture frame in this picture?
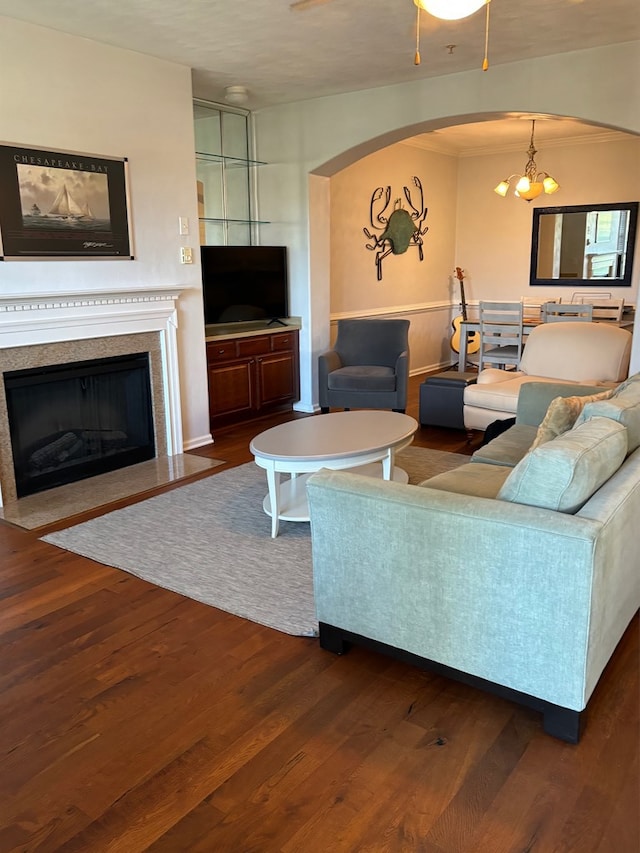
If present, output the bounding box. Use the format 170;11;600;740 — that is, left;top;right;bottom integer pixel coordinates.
0;143;133;260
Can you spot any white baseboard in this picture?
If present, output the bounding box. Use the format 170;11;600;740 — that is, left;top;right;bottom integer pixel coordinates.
182;433;213;451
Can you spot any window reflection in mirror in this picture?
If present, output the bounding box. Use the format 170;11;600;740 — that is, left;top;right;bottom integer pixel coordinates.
530;202;638;287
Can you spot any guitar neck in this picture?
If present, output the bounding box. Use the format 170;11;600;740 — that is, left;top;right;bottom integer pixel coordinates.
460;280;468;321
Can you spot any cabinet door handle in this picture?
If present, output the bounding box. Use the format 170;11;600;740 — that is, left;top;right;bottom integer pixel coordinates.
218;349;225;355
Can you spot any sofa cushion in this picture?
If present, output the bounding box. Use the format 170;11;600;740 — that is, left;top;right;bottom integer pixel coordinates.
530;389;614;450
574;371;640;452
419;462;511;499
610;371;640;396
497;417;628;514
327;365;396;392
463;376;526;415
514;381;608;426
471;424;538;467
575;399;640;456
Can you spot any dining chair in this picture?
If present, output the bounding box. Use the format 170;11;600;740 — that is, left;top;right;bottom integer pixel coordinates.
574;297;624;321
478;301;524;370
542;302;594;322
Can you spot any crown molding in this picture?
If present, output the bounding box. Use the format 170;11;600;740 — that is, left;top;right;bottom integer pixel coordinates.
401;130;633;159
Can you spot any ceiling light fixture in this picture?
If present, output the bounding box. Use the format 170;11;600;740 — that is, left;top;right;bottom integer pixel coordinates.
224;85;249;105
493;120;560;202
414;0;491;69
415;0;486;20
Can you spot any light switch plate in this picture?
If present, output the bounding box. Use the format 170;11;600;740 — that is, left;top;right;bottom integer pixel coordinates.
180;247;193;264
178;216;189;236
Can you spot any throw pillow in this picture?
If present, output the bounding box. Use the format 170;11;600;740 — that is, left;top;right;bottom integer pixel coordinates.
530;389;614;450
575;399;640;454
498;417;627;514
573;372;640;453
610;371;640;396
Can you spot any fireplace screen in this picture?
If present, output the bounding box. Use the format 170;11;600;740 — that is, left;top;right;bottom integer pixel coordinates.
4;352;155;498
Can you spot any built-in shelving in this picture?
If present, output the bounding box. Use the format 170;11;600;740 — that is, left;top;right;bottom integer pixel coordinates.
195;152;266;168
199;216;269;225
193;100;265;246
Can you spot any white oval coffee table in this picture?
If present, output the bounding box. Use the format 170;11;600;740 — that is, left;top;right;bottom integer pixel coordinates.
250;410;418;537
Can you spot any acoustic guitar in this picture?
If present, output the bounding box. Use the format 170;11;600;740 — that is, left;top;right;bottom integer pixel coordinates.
450;267;480;355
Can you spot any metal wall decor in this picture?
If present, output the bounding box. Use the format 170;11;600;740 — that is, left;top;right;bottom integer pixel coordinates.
0;143;133;260
363;176;428;280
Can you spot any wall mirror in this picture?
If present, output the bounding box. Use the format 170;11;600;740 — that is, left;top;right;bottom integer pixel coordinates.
530;201;638;287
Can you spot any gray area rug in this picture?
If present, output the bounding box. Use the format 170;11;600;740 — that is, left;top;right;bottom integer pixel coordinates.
42;446;468;636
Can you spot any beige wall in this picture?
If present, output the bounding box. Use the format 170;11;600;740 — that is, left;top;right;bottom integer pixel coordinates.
329;134;639;374
330;142;459;372
455;136;640;305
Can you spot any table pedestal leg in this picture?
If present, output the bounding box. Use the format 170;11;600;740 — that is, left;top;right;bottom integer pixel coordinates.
265;467;281;538
382;448;395;480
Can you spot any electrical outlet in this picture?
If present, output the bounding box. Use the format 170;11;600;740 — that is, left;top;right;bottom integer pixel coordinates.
178;216;189;236
180;247;193;264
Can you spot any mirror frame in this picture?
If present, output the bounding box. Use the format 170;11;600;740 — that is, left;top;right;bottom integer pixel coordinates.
529;201;639;288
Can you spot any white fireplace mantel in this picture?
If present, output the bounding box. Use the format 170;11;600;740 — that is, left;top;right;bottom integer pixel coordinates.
0;285;187;459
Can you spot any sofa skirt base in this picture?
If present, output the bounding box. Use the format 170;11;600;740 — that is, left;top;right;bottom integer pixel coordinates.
319;621;584;744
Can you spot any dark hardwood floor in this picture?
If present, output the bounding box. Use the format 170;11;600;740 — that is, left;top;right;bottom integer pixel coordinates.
1;373;638;852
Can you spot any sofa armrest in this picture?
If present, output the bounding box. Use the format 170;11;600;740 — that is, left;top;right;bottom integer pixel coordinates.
516;381;605;426
318;350;343;408
477;368;524;385
394;349;409;402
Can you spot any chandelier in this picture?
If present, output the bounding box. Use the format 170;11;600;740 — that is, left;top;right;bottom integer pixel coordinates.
493;120;560;202
413;0;491;69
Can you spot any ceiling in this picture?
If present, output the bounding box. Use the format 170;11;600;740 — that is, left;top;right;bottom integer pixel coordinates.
1;0;638;149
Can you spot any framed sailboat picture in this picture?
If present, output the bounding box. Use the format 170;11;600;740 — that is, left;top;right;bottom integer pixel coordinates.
0;143;133;259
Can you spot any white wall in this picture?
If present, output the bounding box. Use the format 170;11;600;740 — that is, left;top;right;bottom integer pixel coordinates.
0;17;211;449
254;41;640;408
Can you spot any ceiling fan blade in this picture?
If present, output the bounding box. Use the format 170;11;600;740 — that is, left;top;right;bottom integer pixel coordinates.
290;0;334;10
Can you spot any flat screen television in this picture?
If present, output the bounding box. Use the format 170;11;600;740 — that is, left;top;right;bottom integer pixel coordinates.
200;245;289;326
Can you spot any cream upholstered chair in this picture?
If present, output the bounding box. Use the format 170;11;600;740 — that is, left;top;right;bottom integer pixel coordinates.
463;321;633;431
478;301;524;370
542;302;593;322
318;318;410;413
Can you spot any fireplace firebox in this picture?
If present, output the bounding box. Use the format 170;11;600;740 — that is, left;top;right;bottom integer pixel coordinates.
4;352;156;498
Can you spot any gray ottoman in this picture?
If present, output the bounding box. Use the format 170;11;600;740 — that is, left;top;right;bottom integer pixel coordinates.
420;371;477;429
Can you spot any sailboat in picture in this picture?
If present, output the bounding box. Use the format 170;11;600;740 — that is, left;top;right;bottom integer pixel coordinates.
46;184;95;221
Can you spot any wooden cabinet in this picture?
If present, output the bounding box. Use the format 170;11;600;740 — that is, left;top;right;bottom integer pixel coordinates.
206;328;299;429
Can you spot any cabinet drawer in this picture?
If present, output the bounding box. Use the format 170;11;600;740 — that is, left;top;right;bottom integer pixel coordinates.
237;336;270;357
207;341;237;362
271;333;295;351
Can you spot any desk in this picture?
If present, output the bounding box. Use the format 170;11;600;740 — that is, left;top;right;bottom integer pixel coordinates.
456;317;634;372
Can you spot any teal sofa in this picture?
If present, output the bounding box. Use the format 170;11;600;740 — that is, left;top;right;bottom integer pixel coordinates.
306;375;640;742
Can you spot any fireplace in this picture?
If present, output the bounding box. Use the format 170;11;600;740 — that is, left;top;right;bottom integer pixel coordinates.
0;286;187;507
5;352;156;498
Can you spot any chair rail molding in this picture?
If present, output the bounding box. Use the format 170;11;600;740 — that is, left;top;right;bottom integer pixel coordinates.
329;300;451;322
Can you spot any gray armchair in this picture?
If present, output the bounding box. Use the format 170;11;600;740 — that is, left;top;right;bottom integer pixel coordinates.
318;318;410;413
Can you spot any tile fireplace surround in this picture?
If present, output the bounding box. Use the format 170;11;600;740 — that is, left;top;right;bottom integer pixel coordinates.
0;285;187;508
